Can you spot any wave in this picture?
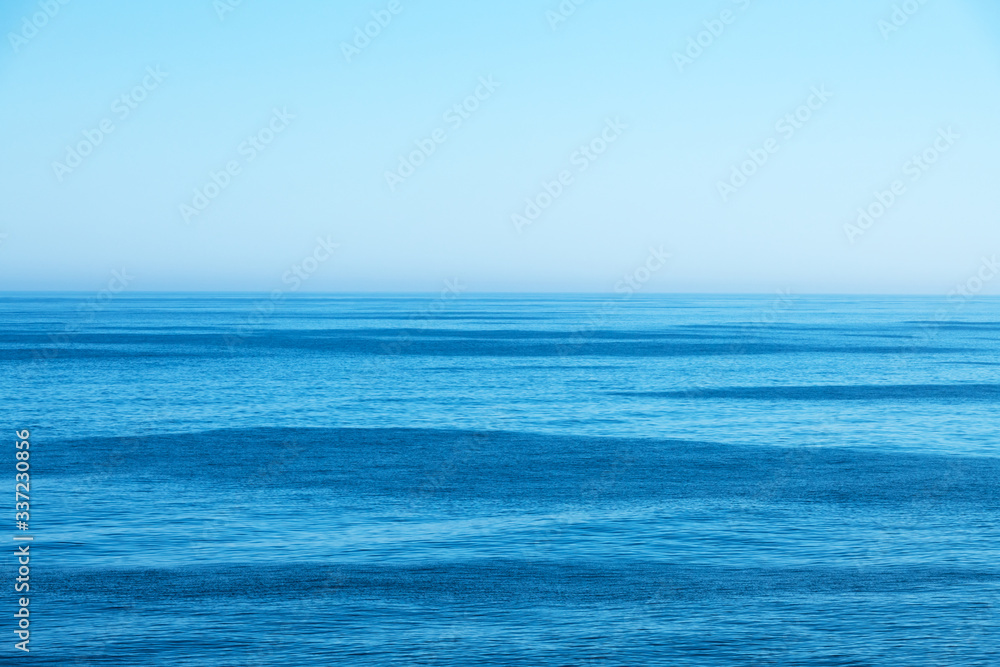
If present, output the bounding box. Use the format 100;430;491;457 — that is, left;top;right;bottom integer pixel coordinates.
41;427;1000;505
0;329;965;359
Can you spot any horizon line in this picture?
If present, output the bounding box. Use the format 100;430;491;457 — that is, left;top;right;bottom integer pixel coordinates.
2;290;997;298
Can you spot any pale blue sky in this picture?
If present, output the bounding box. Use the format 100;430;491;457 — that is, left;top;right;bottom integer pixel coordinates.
2;0;999;292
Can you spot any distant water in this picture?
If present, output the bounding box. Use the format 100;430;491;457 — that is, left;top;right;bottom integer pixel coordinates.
3;294;999;665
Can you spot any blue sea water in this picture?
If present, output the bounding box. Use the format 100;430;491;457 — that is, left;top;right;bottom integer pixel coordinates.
3;293;999;665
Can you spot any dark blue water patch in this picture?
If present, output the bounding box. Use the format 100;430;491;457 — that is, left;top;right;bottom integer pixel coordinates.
0;331;966;359
35;561;1000;666
40;428;1000;505
944;361;1000;366
613;385;1000;402
43;560;998;605
904;321;1000;328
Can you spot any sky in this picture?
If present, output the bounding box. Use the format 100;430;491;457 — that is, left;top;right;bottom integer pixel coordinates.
1;0;999;293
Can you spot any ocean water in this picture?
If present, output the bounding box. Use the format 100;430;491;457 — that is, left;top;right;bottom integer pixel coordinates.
3;293;999;665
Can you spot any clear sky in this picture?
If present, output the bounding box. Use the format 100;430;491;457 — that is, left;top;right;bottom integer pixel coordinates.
2;0;999;293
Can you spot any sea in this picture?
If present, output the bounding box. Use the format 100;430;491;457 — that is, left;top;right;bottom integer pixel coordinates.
2;293;998;665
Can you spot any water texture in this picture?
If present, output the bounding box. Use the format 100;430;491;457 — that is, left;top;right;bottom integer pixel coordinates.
3;294;998;665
